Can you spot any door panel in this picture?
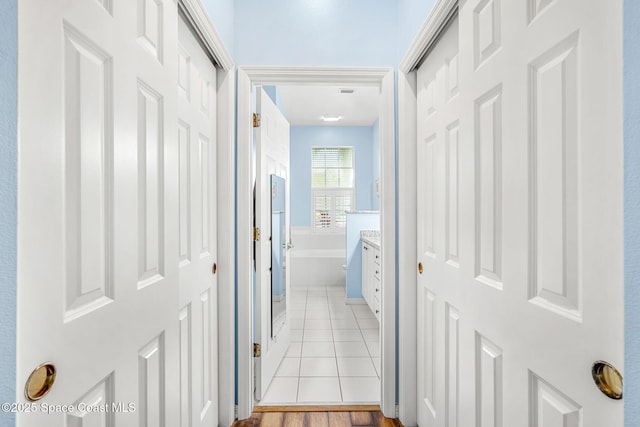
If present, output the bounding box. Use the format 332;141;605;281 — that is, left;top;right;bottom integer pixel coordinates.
417;15;460;427
17;2;218;426
178;13;218;427
17;1;180;425
255;88;291;401
416;0;623;425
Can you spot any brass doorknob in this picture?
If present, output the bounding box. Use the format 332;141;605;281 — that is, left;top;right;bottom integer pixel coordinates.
25;363;56;402
592;361;623;400
418;262;423;274
212;263;217;275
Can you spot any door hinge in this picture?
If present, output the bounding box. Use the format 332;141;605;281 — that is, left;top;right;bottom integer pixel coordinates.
253;113;261;128
253;227;261;241
253;343;261;358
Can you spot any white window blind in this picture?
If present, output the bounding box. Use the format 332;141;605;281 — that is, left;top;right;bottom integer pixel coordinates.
312;147;354;189
311;148;354;231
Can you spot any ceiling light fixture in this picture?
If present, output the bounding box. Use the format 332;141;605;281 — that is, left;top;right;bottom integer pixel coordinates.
321;116;342;122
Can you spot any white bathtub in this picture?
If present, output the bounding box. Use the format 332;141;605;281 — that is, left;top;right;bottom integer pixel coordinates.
290;249;346;287
289;228;346;287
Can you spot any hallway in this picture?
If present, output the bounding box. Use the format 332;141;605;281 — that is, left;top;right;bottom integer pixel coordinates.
261;286;381;404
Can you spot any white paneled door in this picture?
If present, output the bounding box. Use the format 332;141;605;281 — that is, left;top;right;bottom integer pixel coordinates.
16;1;218;425
255;88;291;401
177;12;218;427
416;1;622;426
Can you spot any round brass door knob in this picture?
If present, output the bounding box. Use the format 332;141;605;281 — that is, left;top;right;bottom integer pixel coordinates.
592;360;623;400
25;363;56;402
418;262;423;274
212;263;217;275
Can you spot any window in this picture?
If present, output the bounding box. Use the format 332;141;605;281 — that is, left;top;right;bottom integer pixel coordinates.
311;147;354;231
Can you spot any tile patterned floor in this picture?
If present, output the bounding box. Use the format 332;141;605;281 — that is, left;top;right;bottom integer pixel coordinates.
260;286;381;405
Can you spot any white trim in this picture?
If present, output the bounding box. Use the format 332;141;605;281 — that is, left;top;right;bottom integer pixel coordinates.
237;67;254;420
215;67;236;427
237;66;392;85
397;1;458;425
237;66;396;420
378;68;396;417
398;0;459;73
176;2;235;426
397;69;418;427
178;0;234;71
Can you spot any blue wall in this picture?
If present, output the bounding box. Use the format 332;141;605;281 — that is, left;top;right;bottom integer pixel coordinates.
233;0;397;66
397;0;438;60
345;213;380;299
0;2;17;425
625;0;640;425
290;126;377;227
201;0;235;55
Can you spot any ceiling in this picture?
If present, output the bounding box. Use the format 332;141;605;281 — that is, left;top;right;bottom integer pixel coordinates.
274;85;380;126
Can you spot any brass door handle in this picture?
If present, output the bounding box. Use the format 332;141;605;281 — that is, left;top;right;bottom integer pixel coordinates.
418;262;423;274
592;361;623;399
212;263;217;275
25;363;56;402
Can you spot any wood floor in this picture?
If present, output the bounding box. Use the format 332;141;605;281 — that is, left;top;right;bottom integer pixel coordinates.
232;406;403;427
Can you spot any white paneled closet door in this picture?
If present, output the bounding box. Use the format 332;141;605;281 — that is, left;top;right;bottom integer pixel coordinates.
16;1;218;426
416;1;623;426
177;13;218;427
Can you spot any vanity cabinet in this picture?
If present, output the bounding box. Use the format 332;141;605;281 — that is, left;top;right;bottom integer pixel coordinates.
361;240;381;322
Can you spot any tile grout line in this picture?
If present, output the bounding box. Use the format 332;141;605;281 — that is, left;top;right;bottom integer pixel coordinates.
327;289;344;403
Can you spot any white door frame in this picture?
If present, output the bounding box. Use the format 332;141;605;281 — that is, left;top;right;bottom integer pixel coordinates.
176;1;236;426
397;1;458;426
237;66;396;419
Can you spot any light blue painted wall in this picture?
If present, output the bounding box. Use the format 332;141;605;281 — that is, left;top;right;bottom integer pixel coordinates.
0;2;17;425
397;0;438;59
233;0;397;66
290;126;376;227
201;0;235;55
345;213;380;299
263;85;277;105
371;119;380;210
625;1;640;425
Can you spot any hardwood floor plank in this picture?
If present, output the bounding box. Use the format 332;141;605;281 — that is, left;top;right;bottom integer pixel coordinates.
284;412;306;427
327;412;352;427
232;408;403;427
350;411;373;425
234;411;262;427
307;412;329;427
260;412;284;427
373;411;401;427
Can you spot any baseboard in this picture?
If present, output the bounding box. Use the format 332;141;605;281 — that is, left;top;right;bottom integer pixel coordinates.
253;405;381;413
346;298;366;305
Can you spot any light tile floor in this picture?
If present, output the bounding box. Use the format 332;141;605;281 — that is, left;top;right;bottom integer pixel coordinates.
260;286;381;405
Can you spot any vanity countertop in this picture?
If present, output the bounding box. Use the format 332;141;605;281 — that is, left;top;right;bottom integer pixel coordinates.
361;230;380;249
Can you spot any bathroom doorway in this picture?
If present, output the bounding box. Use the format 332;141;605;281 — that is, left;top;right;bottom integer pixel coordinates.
237;67;396;418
